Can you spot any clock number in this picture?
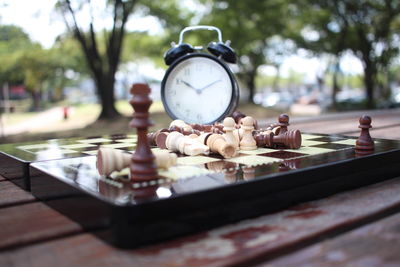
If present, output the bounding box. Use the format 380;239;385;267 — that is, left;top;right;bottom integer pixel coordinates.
169;90;177;96
176;78;180;85
196;114;203;121
184;68;190;76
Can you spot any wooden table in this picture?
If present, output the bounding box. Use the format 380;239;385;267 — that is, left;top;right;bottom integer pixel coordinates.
1;109;400;266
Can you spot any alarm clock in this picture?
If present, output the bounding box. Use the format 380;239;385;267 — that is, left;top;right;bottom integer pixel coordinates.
161;25;239;124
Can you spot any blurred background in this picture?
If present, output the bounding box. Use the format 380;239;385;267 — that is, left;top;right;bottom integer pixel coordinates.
0;0;399;142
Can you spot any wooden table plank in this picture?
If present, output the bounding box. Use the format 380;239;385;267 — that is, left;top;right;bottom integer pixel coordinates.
2;177;400;266
0;180;36;208
0;202;83;250
267;212;400;266
291;112;400;138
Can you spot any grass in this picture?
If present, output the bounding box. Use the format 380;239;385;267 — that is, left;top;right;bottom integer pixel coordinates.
0;101;282;144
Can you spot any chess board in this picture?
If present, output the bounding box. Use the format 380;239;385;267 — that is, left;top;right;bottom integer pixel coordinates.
28;133;400;248
0;134;137;190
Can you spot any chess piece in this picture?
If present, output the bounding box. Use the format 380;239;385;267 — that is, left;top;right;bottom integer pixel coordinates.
253;130;274;148
170;119;193;132
147;128;169;146
277;114;289;134
232;110;246;124
129;83;158;182
97;147;131;176
355;115;374;155
239;116;257;150
223;117;239;150
97;147;177;176
206;134;236;158
273;129;302;149
166;131;210;156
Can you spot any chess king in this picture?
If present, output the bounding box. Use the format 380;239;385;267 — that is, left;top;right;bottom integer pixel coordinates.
161;25;239;125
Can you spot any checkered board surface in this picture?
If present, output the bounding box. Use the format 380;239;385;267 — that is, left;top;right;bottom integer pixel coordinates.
107;133;358;184
13;134;137;160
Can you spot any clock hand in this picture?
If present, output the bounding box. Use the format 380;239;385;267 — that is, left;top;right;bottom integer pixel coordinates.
198;79;222;92
179;79;199;92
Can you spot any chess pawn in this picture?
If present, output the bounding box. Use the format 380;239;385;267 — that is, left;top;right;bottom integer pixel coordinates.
206;134;236;158
239;116;257;150
355;115;374;155
277;114;289;134
97;147;131;176
223;117;239;150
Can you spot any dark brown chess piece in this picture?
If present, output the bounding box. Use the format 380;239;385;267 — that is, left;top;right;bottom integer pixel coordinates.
355;115;374;155
232;110;246;124
277;114;289;134
253;131;274;147
129;83;158;182
273;129;302;149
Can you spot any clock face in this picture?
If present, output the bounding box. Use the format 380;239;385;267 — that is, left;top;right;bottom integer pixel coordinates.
162;54;236;124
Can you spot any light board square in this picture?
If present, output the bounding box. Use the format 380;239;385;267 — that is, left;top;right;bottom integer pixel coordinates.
226;155;281;166
177;156;221;165
239;148;276;155
159;165;214;180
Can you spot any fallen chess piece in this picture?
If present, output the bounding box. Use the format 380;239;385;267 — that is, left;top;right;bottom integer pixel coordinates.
97;147;177;176
156;131;210;156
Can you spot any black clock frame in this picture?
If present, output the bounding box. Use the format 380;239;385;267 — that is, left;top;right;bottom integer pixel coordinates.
161;53;239;124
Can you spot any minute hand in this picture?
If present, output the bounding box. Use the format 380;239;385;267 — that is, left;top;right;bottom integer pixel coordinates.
198;79;222;92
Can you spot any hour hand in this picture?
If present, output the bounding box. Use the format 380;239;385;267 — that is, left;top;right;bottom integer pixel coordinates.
179;79;198;91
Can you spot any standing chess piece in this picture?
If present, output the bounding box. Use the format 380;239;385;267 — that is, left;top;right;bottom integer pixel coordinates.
239;116;257;150
223;117;239;150
355;115;374;155
129;83;158;182
277;114;289;134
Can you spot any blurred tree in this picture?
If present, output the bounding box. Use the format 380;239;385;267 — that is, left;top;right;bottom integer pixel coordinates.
291;0;400;108
57;0;193;119
57;0;137;119
200;0;289;103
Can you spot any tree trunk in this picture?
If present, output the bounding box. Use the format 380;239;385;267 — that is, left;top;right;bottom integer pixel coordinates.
331;59;340;110
272;65;280;92
363;61;375;109
246;71;257;104
96;75;121;120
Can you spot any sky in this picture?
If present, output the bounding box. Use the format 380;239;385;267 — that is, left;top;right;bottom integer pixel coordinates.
0;0;364;83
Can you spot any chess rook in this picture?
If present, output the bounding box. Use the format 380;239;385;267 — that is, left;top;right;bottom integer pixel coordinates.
129;83;158;182
355;115;374;155
273;129;302;149
253;130;274;148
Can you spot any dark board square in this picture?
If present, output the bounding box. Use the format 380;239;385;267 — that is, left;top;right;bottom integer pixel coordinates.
260;150;307;159
308;136;348;142
311;143;354;150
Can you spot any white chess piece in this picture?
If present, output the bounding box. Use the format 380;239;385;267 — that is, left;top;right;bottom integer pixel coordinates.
239;116;257;150
223;117;239;150
166;131;209;156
